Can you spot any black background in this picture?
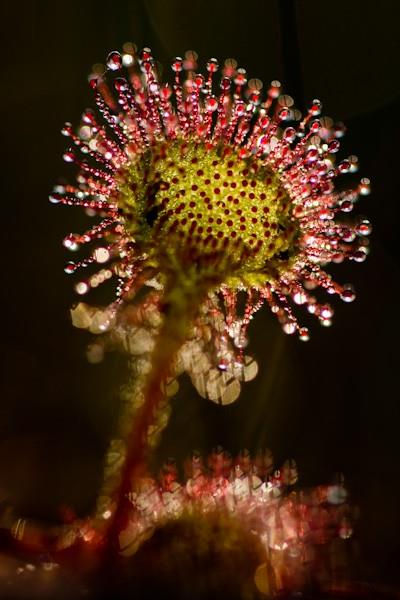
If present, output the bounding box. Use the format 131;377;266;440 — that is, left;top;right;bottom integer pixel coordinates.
1;0;400;588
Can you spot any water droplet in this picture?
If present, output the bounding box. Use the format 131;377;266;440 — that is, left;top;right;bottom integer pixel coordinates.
307;302;317;314
278;94;293;107
61;122;73;136
352;250;367;262
94;247;110;263
206;58;219;73
319;208;334;220
217;359;228;371
356;219;372;236
310;119;321;133
310;99;322;115
359;177;371;195
334;122;346;139
206;96;218;112
339;518;353;539
328;139;340;153
75;281;89;295
183;50;198;70
172;57;183;72
64;262;76;274
340;200;353;213
258;134;269;148
123;42;136;55
79;125;92;140
63;150;75;163
141;47;153;62
63;234;79;251
234;100;245;116
338;160;351;173
332;253;345;263
279;107;289;121
341;228;356;242
348;155;359;172
234;68;247;86
320;318;332;327
49;193;61;204
106;51;122;71
299;328;309;341
293;291;308;305
122;53;134;67
320;304;333;319
268;80;281;98
283;127;296;143
223;58;237;77
283;322;296;335
82;109;96;125
114;77;129;92
88;76;98;90
340;284;356;303
306;147;318;162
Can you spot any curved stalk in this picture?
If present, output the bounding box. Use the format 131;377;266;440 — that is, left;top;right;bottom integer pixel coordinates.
103;278;210;551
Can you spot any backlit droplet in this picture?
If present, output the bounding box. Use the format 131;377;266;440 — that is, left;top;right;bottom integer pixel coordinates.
360;177;371;195
357;219;372;236
293;291;308;305
340;285;356;303
63;150;75;163
283;322;296;335
64;262;76;274
299;328;310;341
106;51;122;71
122;53;134;67
94;247;110;263
63;234;79;251
75;281;89;295
49;193;61;204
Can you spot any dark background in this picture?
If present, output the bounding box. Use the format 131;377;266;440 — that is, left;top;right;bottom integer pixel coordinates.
1;0;400;588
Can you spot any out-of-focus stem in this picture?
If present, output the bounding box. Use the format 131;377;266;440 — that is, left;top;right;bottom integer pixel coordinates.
104;279;207;550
